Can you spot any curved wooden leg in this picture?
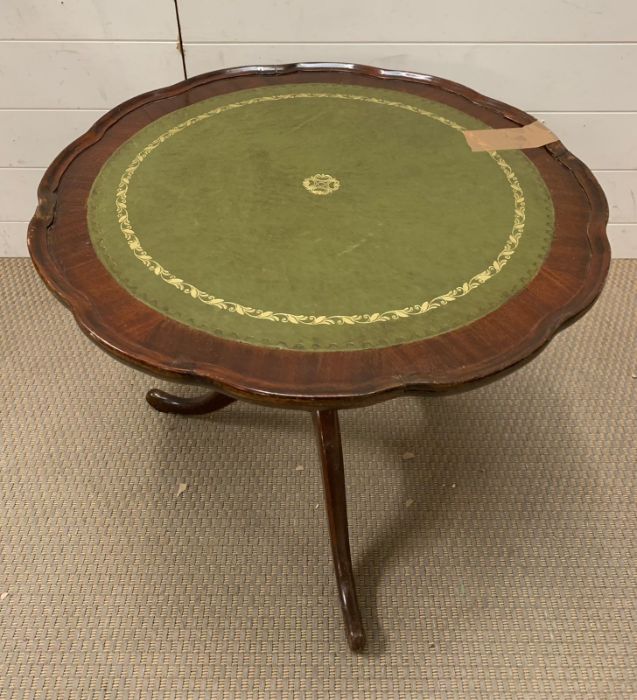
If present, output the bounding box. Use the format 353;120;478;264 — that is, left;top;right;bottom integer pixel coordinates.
312;409;366;652
146;388;237;415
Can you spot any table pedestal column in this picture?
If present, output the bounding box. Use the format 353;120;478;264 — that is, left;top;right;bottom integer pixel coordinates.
312;409;366;651
145;389;366;650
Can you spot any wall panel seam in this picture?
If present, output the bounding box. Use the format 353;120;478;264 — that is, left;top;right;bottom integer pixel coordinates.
3;40;637;46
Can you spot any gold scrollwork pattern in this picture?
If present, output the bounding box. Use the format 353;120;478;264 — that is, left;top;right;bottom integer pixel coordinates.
114;92;526;326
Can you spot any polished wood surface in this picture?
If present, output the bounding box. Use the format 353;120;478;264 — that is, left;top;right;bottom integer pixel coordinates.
313;409;365;651
27;63;610;410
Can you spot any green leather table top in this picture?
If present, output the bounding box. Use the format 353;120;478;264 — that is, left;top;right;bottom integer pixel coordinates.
87;83;555;351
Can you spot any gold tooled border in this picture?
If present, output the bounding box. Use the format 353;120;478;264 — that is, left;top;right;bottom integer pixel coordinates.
114;92;525;326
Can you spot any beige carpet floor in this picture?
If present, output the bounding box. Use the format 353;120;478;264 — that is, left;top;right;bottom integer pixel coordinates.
0;258;636;699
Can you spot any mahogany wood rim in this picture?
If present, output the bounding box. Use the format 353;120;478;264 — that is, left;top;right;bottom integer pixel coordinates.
28;62;610;409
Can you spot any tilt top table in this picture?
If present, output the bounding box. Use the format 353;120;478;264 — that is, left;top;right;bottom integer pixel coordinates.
28;63;610;651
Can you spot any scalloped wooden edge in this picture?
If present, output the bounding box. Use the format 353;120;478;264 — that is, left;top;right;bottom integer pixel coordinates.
27;62;610;409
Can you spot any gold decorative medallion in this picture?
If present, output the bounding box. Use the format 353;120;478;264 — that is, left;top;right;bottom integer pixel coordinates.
303;173;340;196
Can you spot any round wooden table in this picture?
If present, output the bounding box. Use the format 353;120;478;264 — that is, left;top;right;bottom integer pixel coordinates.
28;62;610;651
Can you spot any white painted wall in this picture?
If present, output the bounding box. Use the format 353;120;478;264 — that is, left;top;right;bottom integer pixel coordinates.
0;0;182;255
1;0;635;256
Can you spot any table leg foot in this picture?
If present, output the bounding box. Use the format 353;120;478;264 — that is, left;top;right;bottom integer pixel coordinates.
146;388;237;415
312;409;366;652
